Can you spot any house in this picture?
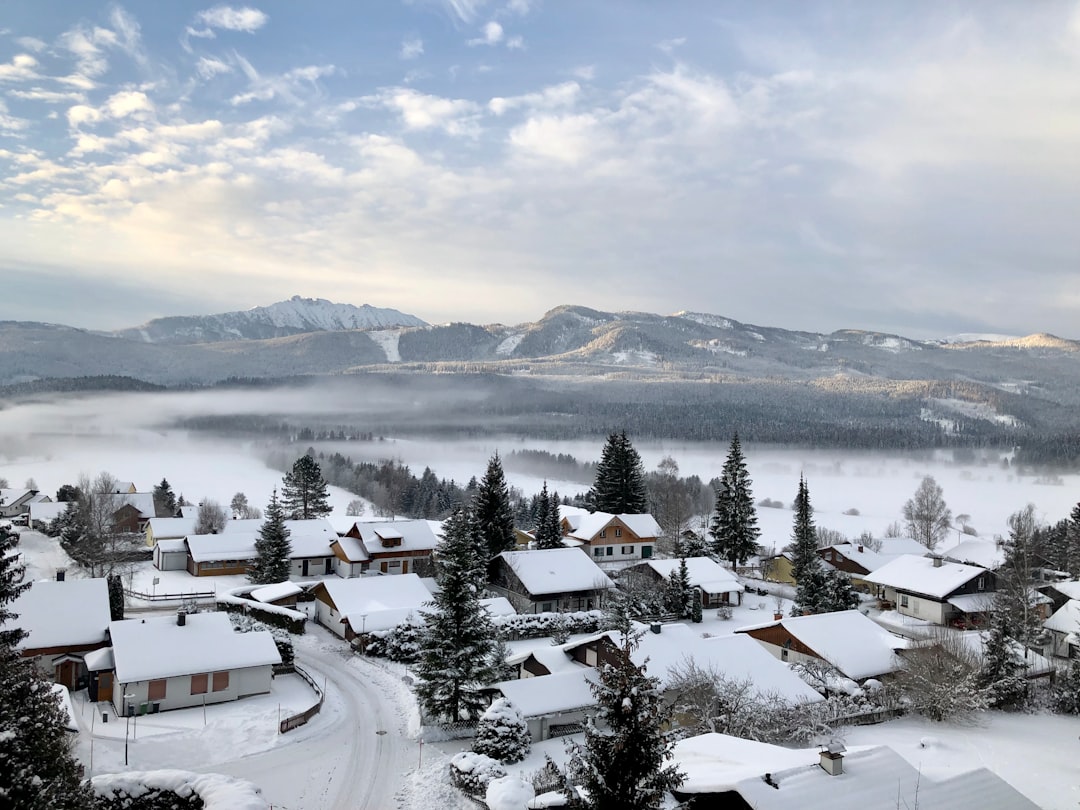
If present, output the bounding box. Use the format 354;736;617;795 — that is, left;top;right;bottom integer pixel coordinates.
250;582;303;608
489;548;615;614
182;519;337;577
735;610;905;684
941;537;1006;570
621;557;745;607
670;733;1040;810
105;611;280;714
760;552;796;585
503;624;822;739
0;488;47;518
816;538;927;591
5;576;112;690
1038;579;1080;615
561;511;661;566
145;516;199;548
311;573;433;640
331;519;440;577
863;554;996;626
1044;599;1080;659
28;500;72;530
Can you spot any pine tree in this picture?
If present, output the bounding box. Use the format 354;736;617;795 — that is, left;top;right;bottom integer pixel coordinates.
1067;502;1080;578
573;628;684;809
153;477;177;516
819;569;860;613
249;490;292;584
472;697;531;764
996;504;1044;648
708;433;760;568
415;507;500;722
474;452;516;560
281;454;332;520
591;431;648;514
0;523;93;808
663;553;693;619
534;482;564;550
789;476;819;584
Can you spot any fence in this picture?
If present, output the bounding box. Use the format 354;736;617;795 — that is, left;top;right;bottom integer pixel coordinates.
278;663;325;734
124;588;215;604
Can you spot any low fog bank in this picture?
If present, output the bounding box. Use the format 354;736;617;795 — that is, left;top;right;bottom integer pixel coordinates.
1;385;1077;545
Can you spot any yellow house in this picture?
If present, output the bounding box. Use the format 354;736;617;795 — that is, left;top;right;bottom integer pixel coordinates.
761;553;795;585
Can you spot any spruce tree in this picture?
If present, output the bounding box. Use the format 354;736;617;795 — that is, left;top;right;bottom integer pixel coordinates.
0;523;93;809
474;452;516;560
790;476;825;614
250;490;292;584
1067;502;1080;578
574;628;684;809
534;483;564;550
153;477;177;516
977;608;1028;709
415;507;499;722
708;433;760;568
591;431;648;514
106;573;125;621
664;553;693;619
281;454;332;519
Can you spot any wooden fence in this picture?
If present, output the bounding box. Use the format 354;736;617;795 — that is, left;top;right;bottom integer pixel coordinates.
278;663;325;734
124;588;215;604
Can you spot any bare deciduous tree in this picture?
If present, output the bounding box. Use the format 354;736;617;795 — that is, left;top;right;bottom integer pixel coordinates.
903;475;952;549
895;629;985;721
195;499;228;534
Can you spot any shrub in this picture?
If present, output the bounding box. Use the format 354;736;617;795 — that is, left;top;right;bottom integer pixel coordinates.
473;698;531;764
450;752;506;797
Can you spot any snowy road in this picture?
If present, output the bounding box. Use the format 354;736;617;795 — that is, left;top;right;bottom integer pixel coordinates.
216;634;420;810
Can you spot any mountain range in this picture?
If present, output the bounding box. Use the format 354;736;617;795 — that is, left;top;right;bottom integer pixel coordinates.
2;298;1080;451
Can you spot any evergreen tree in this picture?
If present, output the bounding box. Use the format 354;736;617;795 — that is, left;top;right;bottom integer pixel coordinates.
1051;661;1080;714
591;431;648;514
708;434;760;568
153;477;177;515
573;628;684;809
819;568;860;613
534;482;564;550
1067;502;1080;578
996;504;1044;648
663;552;694;619
415;507;500;722
0;523;93;809
474;452;516;560
789;476;819;584
249;490;292;584
472;698;531;764
977;608;1028;709
106;573;125;621
794;561;827;615
281;454;332;520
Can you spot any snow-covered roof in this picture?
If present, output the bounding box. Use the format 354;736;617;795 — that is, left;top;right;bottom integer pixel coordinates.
1048;580;1080;601
0;488;36;507
84;646;114;672
51;683;77;731
497;548;615;596
562;511;661;541
155;538;188;553
7;578;111;650
147;517;198;539
186;519;335;562
673;734;1040;809
331;535;370;563
1045;599;1080;634
947;593;996;613
28;501;70;524
317;574;432;633
640;557;744;594
941;538;1004;570
346;519;439;555
250;582;302;603
105;492;156;517
480;596;517;617
735;610;904;680
862;554;988;599
819;538;927;573
109;612;281;683
492;669;600;717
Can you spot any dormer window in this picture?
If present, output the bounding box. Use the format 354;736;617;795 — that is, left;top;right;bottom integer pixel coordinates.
374;529;404;548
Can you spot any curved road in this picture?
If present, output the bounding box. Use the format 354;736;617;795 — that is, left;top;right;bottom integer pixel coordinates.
217;637;418;810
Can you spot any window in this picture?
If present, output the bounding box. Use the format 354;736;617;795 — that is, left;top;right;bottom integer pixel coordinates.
605;547;613;557
388;560;402;569
900;594;909;608
593;547;603;557
614;528;622;538
212;671;229;692
621;545;634;555
541;602;553;612
599;529;606;538
190;673;208;695
642;546;653;559
977;577;985;591
781;648;789;661
148;679;166;701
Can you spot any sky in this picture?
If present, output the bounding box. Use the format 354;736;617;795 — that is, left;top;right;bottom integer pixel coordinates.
1;1;1079;339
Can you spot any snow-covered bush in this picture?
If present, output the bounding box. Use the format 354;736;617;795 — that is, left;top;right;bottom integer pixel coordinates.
473;698;531;763
449;751;507;797
492;610;608;640
485;775;535;810
1051;661;1080;714
229;613;294;667
92;770;268;810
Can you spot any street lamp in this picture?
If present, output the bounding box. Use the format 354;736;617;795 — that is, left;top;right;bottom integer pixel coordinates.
123;693;134;766
359;614;367;656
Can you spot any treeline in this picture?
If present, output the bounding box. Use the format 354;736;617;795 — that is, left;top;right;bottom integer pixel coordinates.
0;375;164;398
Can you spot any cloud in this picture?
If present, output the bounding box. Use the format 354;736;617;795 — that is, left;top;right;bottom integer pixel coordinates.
8;88;86;104
506;0;531;14
469;21;503;46
196;56;233;79
0;99;29;132
230;62;336;105
105;90;154;119
489;81;579;115
66;104;103;127
0;53;40;83
506;35;524;50
194;6;269;33
400;38;424;60
363;87;480;135
15;37;46;52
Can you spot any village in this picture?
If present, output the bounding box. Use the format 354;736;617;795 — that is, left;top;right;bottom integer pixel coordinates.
2;435;1079;810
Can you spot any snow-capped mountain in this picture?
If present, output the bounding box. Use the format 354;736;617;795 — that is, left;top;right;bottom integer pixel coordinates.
112;296;427;344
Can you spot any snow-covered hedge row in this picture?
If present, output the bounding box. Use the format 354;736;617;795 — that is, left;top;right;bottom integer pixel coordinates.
218;589;307;634
91;770;268;810
491;609;608;639
449;752;506;797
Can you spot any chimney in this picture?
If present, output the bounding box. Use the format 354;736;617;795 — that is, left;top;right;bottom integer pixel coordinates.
819;742;846;776
857;545;864;553
56;568;66;582
932;556;943;568
177;611;187;627
649;622;661;634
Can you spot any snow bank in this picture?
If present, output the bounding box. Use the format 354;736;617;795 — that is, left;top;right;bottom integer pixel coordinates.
486;775;535;809
92;769;268;809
